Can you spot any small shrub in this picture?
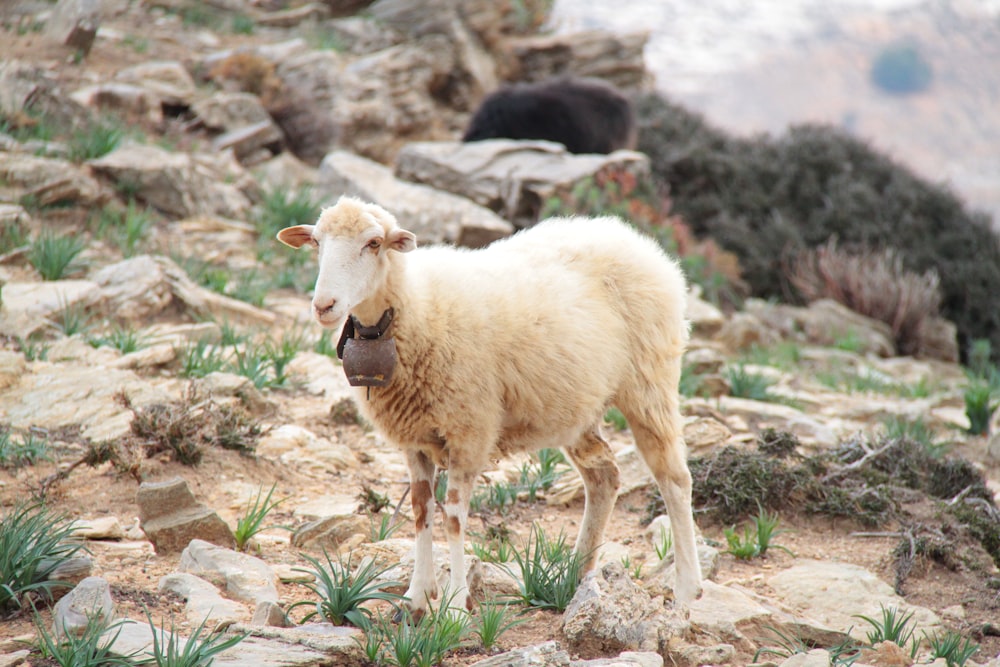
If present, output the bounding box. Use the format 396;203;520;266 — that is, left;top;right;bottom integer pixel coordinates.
289;551;403;626
28;231;86;280
230;342;273;389
51;299;93;337
470;529;514;563
0;502;86;614
753;625;810;662
506;524;583;611
178;339;228;379
231;13;255;34
653;526;673;561
871;42;933;95
95;200;153;257
357;597;471;667
788;239;941;356
234;483;285;552
369;512;403;542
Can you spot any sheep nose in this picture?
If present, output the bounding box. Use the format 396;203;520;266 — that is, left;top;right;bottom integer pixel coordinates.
313;298;336;316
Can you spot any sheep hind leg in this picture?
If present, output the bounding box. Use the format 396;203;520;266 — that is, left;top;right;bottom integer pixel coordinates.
402;450;438;616
564;426;620;574
627;415;703;605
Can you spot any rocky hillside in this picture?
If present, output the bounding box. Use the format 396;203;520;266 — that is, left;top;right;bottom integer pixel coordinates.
1;1;1000;666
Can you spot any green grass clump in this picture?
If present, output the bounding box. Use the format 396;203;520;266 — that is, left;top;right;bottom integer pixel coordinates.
67;119;124;162
28;231;86;280
506;524;583;612
603;407;628;431
0;429;50;469
854;605;919;658
289;552;403;626
924;630;980;667
177;339;228;379
0;217;30;255
725;364;775;401
471;599;525;650
234;483;285;552
34;615;137;666
357;597;471;667
145;611;247;666
88;324;146;354
724;506;792;560
964;381;997;436
0;502;86;614
94;200;154;257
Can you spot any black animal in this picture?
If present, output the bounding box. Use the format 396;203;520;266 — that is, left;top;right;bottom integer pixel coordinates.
462;77;636;155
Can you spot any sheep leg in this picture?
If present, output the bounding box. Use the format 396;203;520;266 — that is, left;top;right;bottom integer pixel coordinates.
629;419;703;604
403;450;438;614
442;468;477;612
565;426;621;573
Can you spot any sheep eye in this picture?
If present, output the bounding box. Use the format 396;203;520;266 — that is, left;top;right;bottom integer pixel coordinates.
366;238;381;250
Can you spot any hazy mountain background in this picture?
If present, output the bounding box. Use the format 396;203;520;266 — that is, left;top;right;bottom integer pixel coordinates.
552;0;1000;230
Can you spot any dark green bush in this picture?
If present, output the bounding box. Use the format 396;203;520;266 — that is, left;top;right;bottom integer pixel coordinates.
871;43;933;95
635;92;1000;362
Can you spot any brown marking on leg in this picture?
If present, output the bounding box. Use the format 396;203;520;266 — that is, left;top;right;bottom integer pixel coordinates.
446;514;461;537
565;426;620;574
446;488;459;504
412;479;432;531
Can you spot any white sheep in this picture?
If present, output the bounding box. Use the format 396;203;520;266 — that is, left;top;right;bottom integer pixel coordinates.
277;195;702;614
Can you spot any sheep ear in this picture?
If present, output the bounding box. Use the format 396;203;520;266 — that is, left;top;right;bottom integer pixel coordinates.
387;228;416;253
276;225;317;249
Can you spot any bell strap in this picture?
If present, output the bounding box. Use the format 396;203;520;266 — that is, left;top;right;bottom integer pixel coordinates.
336;307;395;360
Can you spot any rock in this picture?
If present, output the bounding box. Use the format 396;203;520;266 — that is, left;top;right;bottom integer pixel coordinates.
572;653;664;667
291;513;370;551
285;352;353;401
70;83;163;124
707;397;841;449
179;539;279;606
323;16;402;55
91;255;276;328
778;650;833;667
799;299;895;357
0;153;107;208
0;363;174;441
115;61;197;106
914;316;959;362
0;350;27;390
563;561;686;655
686;289;726;337
104;620;333;666
255;2;330;28
111;344;176;370
673;644;737;666
394;140;651;228
256;425;359;473
469;641;570;667
767;560;942;641
715;312;782;352
252;152;318;192
74;517;125;541
212;120;284;164
317;150;514;245
0;650;30;667
158;572;250;626
270;50;343;164
137;478;236;553
683;417;733;456
505;31;651;91
0;60;87;126
687;580;773;637
52;577;114;639
252;600;290;627
43;0;101;55
88;144;252;219
193;92;278;132
45;556;94;588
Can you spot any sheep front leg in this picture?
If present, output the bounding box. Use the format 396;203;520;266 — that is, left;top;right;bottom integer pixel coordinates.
442;468;477;612
403;450;438;615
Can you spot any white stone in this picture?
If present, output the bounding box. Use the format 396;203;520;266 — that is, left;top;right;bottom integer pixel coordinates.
158;572;250;626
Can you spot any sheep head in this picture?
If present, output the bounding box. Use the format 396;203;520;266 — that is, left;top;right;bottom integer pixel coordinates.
277;196;416;329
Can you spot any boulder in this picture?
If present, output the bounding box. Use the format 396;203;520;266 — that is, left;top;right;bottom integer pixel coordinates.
192;92;276;132
115;61;197;106
88;145;252;219
799;299;895;357
504;31;651;91
43;0;101;55
563;561;686;655
137;478;236;554
179;539;279;606
291;514;369;551
52;576;113;639
158;572;250;626
0;153;107;208
70;83;163;123
0;280;101;339
394;140;650;228
318;150;514;246
767;560;943;641
469;641;570;667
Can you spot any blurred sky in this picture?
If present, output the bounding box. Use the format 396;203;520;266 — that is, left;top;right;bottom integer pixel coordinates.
551;0;1000;226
